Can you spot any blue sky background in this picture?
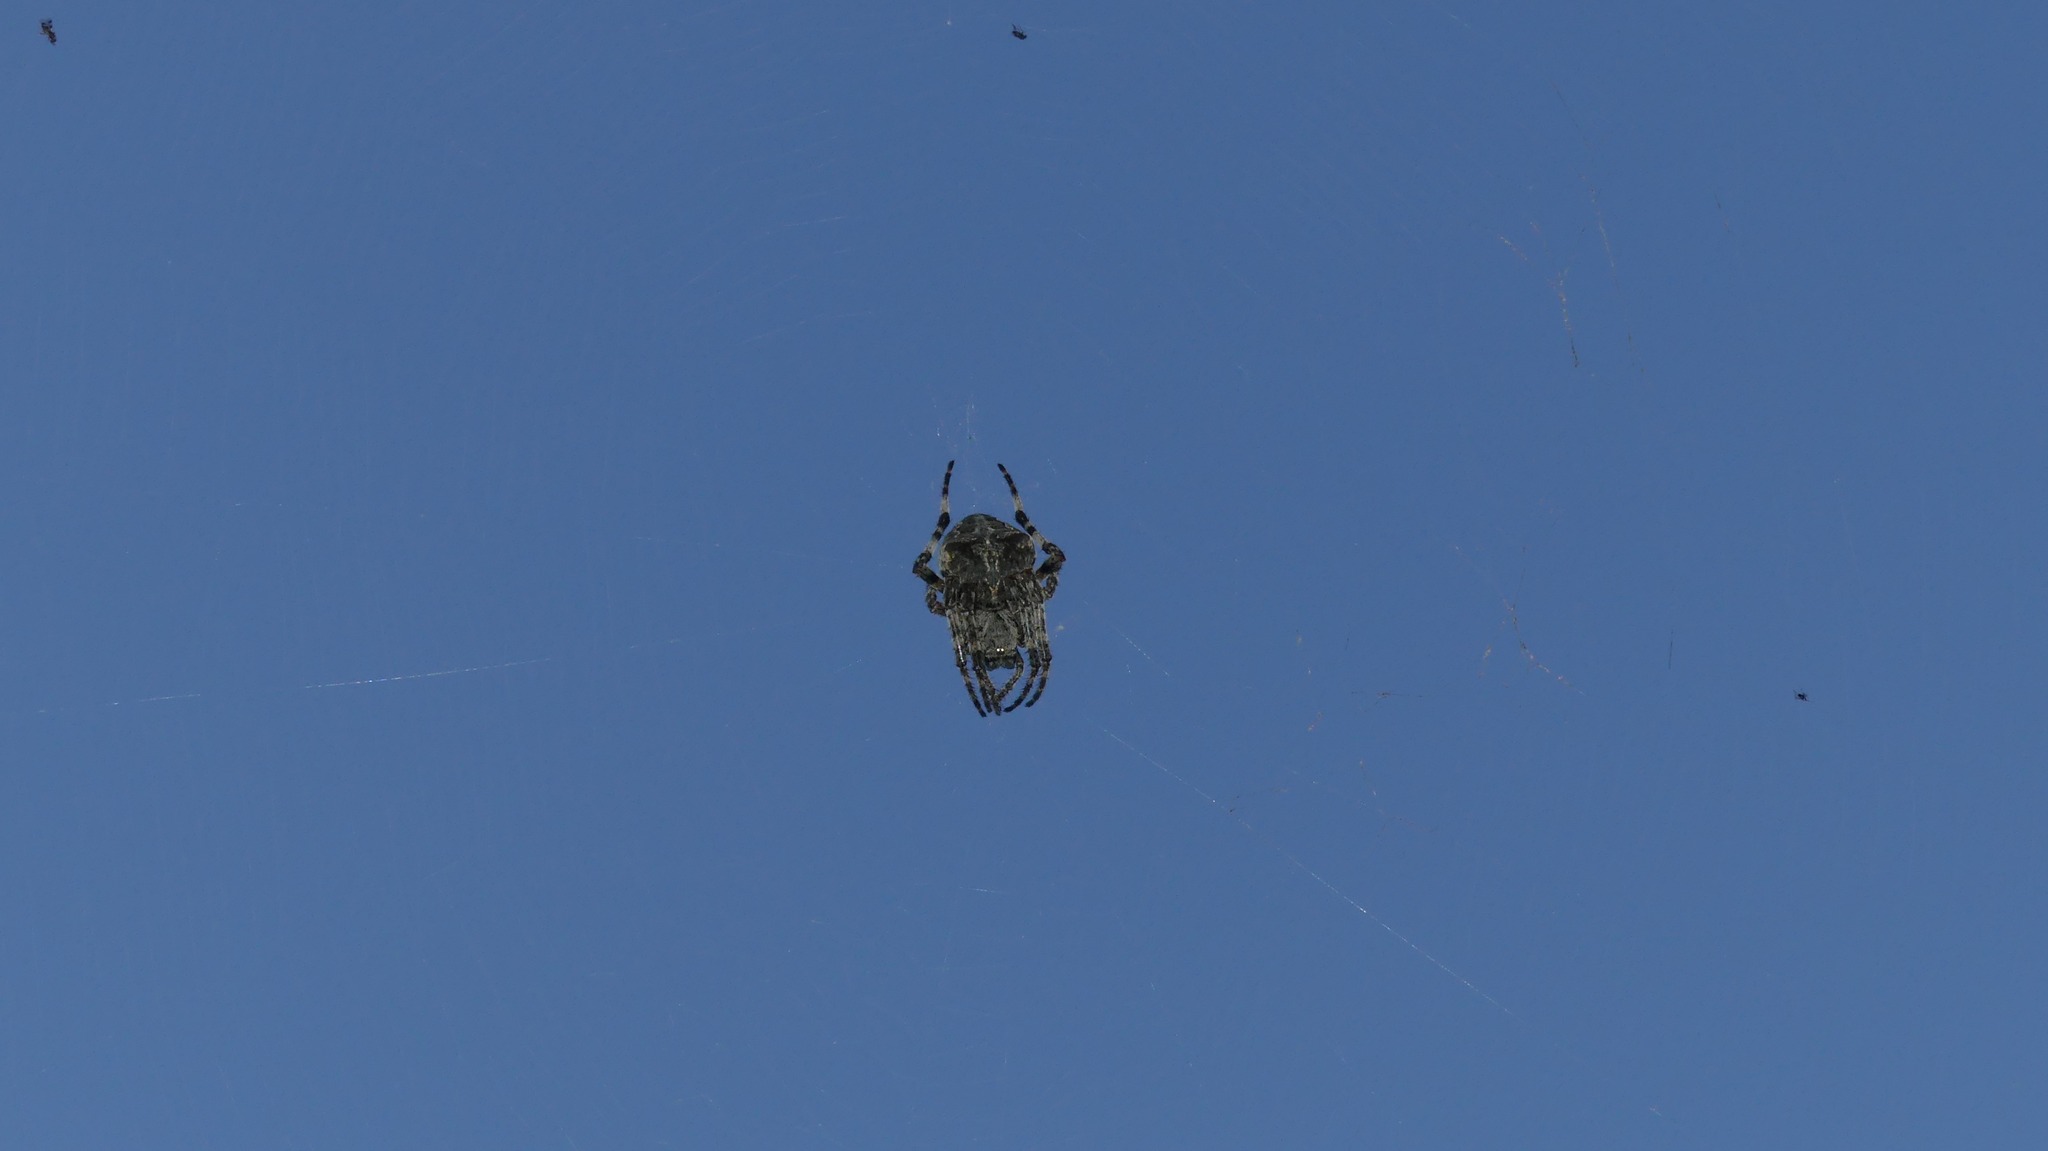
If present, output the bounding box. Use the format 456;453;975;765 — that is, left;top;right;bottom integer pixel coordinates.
3;1;2043;1146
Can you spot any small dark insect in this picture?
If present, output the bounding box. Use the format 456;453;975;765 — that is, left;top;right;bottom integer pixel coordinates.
40;19;55;44
1011;24;1027;40
1795;692;1809;701
913;460;1065;715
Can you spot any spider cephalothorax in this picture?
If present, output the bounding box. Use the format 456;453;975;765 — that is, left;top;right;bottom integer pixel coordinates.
912;461;1065;715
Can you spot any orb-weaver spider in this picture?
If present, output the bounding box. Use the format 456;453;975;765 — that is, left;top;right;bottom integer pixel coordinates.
912;461;1065;715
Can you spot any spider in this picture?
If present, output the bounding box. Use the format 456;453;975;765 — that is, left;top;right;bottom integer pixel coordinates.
1011;24;1028;40
40;20;55;44
912;460;1065;715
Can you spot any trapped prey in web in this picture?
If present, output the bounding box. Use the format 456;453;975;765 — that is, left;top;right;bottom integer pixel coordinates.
913;461;1065;715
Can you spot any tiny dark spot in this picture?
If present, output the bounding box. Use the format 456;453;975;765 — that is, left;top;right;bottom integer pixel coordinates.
40;19;56;44
1795;692;1808;701
1011;24;1028;40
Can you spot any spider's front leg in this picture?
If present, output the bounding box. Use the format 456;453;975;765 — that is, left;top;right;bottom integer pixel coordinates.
912;554;948;617
1033;539;1066;599
912;460;955;616
996;462;1066;598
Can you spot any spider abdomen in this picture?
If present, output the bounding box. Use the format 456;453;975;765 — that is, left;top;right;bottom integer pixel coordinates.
938;514;1037;584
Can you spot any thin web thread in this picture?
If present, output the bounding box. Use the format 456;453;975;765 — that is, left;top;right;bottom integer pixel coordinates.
1100;725;1511;1016
14;622;804;723
297;657;554;691
14;656;559;722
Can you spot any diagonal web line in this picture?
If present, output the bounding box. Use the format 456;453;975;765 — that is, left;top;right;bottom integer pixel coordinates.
1099;726;1511;1016
296;657;553;691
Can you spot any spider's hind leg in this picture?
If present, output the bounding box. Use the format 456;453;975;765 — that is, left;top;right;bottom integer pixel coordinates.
1019;642;1051;709
973;659;1014;715
956;657;987;716
1015;607;1054;709
971;635;1026;716
948;625;988;716
1006;644;1048;712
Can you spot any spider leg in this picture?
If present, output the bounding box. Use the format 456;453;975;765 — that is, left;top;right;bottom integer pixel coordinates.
973;658;1012;715
1020;637;1052;709
1014;607;1053;709
1006;642;1045;713
996;463;1065;598
956;654;987;716
912;460;955;606
1035;541;1066;598
986;627;1035;715
948;622;987;716
969;615;1024;715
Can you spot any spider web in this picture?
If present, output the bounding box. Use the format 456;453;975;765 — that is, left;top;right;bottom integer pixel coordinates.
0;2;1940;1148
